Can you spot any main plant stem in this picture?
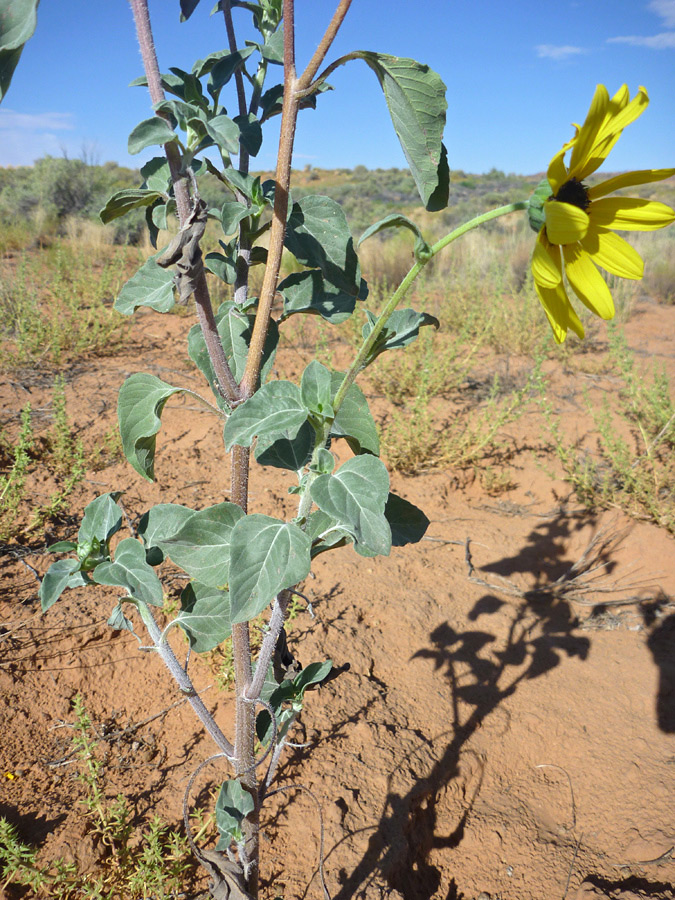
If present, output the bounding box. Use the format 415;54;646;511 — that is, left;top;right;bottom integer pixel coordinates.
227;2;353;892
130;0;239;405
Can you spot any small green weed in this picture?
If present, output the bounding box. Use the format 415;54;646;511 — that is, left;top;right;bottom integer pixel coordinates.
538;325;675;533
1;379;86;542
381;372;530;474
0;404;34;542
0;695;194;899
0;243;132;371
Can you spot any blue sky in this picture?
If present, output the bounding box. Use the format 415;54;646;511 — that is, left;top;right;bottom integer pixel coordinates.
1;0;673;175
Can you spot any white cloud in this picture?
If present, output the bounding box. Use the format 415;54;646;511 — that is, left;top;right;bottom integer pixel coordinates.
607;0;675;49
536;44;584;60
649;0;675;27
607;31;675;48
0;109;74;132
0;110;76;166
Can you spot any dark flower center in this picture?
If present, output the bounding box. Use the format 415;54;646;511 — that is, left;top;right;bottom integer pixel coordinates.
553;177;590;211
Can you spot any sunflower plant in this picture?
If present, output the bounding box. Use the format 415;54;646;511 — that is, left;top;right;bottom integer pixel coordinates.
529;84;675;341
3;0;674;897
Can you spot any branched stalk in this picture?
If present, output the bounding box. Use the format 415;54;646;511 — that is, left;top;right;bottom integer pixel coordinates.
135;603;234;758
296;201;529;523
129;0;240;405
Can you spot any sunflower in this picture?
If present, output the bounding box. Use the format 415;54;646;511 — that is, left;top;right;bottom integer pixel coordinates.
529;84;675;342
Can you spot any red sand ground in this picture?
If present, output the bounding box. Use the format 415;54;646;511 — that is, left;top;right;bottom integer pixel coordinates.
1;300;674;900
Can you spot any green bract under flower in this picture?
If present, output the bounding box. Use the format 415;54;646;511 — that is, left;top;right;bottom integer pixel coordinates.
527;178;553;233
530;84;675;343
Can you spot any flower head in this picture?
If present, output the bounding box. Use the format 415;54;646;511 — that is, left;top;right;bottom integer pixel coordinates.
530;85;675;342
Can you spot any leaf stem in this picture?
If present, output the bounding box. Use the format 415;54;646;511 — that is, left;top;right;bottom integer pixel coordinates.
333;201;529;413
296;200;529;521
135;602;234;758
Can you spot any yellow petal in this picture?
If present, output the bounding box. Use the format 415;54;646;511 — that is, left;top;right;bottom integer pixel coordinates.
609;83;630;111
601;85;648;138
534;281;574;343
545;201;590;244
532;230;563;288
580;227;644;279
590;197;675;231
547;134;577;194
576;86;649;181
568;85;609;176
566;300;585;340
588;168;675;200
562;244;615;319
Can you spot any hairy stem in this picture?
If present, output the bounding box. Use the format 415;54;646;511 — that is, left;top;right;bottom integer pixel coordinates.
129;0;239;405
245;590;291;701
136;603;234;758
239;0;298;399
222;0;252;308
295;0;353;92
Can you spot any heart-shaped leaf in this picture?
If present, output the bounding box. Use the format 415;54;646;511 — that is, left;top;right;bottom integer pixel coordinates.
229;515;311;623
117;374;185;480
159;502;245;588
310;456;391;557
93;538;164;607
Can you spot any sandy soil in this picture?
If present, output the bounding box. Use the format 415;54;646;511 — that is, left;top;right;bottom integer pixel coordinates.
1;299;674;900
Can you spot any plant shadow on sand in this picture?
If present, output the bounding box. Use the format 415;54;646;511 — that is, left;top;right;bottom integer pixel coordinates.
301;509;642;900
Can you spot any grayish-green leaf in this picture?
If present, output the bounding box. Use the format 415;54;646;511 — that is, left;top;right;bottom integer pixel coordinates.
215;779;254;846
358;213;432;262
108;602;135;633
100;189;163;224
178;581;232;652
330;372;379;455
39;559;80;612
0;0;38;101
207;45;256;91
47;540;77;553
180;0;201;21
115;256;176;316
224;381;307;450
310;447;335;475
128;116;177;155
229;515;311;623
221;167;258;200
278;269;365;323
362;307;440;363
260;25;283;63
234;113;262;157
310;456;391;557
306;509;352;557
78;493;123;547
205;114;240;154
301;360;334;418
117;374;185;481
385;493;430;546
141;156;172;193
254;420;314;471
285;196;361;295
93;538;164;607
350;52;448;210
204;251;236;285
220;200;250;235
159;502;245;588
137;503;194;565
256;659;333;744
